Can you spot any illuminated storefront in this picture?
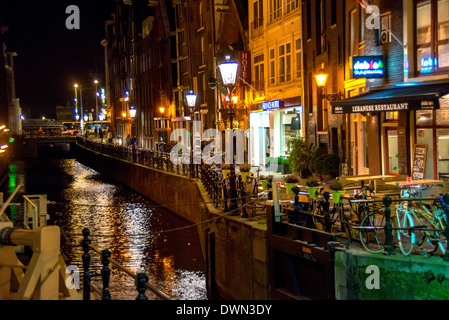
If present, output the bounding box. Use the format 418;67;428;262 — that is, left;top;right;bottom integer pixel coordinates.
249;99;303;167
331;80;449;179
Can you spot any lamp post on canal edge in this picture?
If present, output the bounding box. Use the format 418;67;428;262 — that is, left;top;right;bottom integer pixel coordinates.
129;106;137;162
186;90;197;179
219;56;239;212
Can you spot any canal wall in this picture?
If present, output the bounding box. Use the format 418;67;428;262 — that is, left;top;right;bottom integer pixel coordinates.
74;143;269;300
335;247;449;299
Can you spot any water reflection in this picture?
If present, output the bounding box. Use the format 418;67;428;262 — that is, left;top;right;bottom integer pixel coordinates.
3;159;206;300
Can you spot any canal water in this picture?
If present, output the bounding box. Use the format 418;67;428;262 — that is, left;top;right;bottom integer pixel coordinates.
2;158;207;300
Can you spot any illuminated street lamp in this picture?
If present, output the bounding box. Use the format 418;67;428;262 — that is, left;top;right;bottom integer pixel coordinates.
129;106;137;119
218;56;239;212
314;68;328;88
74;83;84;134
186;90;197;178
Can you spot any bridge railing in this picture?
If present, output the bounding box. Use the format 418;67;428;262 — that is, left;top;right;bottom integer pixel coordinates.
77;137;200;178
80;228;171;300
76;137;267;215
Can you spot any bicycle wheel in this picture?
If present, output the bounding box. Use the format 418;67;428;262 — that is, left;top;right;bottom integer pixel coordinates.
397;210;415;256
310;200;328;231
432;205;447;255
359;211;386;254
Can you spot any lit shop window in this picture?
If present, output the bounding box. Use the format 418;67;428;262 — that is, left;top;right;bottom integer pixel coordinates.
415;0;449;74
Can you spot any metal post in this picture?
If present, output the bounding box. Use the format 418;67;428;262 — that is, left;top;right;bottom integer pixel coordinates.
323;192;331;233
101;249;112;300
81;228;91;300
228;102;238;212
383;195;394;256
136;272;149;300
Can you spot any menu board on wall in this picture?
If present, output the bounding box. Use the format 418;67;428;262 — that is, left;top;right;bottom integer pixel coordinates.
412;144;428;180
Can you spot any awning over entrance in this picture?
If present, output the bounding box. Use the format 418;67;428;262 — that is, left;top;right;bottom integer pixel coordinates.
331;80;449;114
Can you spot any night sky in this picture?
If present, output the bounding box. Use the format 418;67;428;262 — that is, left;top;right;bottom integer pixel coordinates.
0;0;115;118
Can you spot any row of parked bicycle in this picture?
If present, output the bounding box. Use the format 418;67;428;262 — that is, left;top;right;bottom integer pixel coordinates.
278;179;449;257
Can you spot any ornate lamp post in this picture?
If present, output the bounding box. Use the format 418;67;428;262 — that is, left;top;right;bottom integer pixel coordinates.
186;90;197;178
219;56;239;212
129;106;137;161
314;68;328;134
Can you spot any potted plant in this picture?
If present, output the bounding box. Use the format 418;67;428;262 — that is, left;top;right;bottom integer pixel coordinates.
312;153;340;182
239;164;252;182
259;175;272;190
283;174;300;196
281;157;292;174
221;164;231;179
329;179;346;204
289;137;318;178
306;175;321;200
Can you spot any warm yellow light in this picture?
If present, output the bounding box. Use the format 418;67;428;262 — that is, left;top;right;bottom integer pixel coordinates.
231;96;239;104
315;69;328;87
159;107;165;114
1;145;8;150
0;125;6;130
74;83;79;88
94;79;99;84
122;112;127;118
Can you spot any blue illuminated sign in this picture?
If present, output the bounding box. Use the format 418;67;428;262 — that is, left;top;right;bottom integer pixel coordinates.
420;57;438;73
262;100;284;111
353;56;385;79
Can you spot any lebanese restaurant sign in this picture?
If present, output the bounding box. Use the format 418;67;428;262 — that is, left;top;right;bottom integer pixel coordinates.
333;99;440;114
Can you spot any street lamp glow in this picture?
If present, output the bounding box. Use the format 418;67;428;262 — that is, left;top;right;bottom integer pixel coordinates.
94;79;99;84
186;90;197;116
159;106;165;114
129;106;137;118
219;57;239;86
315;69;328;88
74;83;79;88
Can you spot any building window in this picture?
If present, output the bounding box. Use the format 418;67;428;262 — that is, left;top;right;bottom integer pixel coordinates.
295;38;302;79
254;54;265;93
198;1;204;29
350;9;357;57
269;48;275;85
415;0;449;75
269;0;281;23
278;43;291;83
285;0;299;15
331;0;337;26
306;2;312;39
317;0;326;55
253;0;263;28
200;36;205;66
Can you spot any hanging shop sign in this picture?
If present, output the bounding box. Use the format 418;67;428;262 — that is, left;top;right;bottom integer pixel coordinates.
239;51;251;85
353;56;386;79
333;99;440;114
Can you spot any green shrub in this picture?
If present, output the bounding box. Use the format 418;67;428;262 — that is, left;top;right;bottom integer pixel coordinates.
312;153;340;178
289;138;318;178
